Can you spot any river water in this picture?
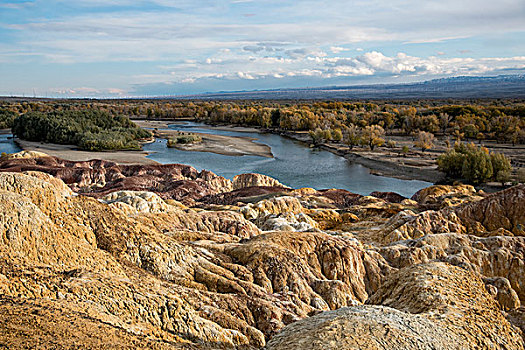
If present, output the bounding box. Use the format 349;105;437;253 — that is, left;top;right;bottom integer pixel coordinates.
143;122;431;197
0;123;431;197
0;133;22;154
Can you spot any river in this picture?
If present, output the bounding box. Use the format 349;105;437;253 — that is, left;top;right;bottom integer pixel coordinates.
0;123;431;197
0;132;22;154
143;122;431;197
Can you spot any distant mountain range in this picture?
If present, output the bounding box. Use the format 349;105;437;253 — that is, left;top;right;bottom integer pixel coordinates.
179;75;525;100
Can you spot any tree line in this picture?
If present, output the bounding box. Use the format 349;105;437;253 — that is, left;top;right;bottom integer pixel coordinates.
11;110;151;151
2;99;524;145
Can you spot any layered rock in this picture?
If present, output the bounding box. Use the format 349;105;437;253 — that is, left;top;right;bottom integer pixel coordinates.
368;262;524;349
0;153;524;349
233;173;288;190
456;184;525;236
101;190;172;213
268;262;524;350
411;184;483;209
0;155;233;205
265;305;458;350
0;170;384;348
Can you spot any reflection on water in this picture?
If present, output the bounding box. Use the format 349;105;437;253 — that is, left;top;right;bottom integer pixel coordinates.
0;133;22;154
144;122;431;197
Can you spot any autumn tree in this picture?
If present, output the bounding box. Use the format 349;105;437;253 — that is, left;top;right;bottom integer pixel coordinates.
309;127;324;145
332;128;343;142
414;131;435;152
361;125;385;150
321;129;332;141
343;125;361;150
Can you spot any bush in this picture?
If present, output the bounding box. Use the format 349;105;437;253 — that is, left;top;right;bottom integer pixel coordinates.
78;130;141;151
517;168;525;183
332;128;343;142
437;142;511;184
414;131;434;152
167;134;202;147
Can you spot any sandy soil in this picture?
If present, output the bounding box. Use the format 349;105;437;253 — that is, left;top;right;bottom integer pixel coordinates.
133;120;175;130
135;120;272;157
154;129;273;158
15;139;158;164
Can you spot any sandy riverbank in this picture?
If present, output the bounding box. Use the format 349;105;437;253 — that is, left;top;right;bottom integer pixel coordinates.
15;139;158;165
133;120;273;157
12;120;272;164
154;129;273;158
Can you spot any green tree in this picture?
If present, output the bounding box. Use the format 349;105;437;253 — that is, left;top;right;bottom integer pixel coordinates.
437;143;511;184
496;170;511;186
461;147;493;184
0;109;16;129
491;152;512;185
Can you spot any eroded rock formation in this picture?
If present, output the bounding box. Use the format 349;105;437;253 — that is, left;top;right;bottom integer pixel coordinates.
0;153;523;349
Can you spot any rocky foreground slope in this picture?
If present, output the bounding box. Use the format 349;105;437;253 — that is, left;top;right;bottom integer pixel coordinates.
0;152;524;349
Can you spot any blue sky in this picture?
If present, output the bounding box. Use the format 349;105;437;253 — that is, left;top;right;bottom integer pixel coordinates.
1;0;524;97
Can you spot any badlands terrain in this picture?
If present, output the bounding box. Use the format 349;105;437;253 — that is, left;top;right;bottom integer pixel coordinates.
0;151;524;349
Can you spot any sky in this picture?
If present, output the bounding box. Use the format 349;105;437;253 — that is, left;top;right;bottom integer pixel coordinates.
0;0;524;97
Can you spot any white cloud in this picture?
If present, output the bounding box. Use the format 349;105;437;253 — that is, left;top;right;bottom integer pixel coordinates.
2;0;525;95
330;46;348;54
49;86;126;97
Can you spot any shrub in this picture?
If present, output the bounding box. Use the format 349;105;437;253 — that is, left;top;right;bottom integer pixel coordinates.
491;152;512;182
167;134;202;147
437;142;511;184
321;129;332;141
495;170;511;186
332;128;343;142
517;168;525;183
414;131;434;152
